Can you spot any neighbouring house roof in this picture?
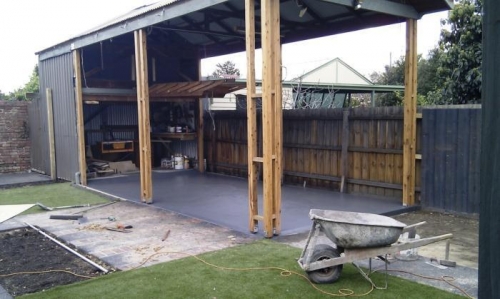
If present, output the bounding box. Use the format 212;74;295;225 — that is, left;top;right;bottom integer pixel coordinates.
294;58;373;85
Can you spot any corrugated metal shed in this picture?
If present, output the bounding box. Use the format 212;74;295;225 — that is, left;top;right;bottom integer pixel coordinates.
28;96;50;175
38;53;79;181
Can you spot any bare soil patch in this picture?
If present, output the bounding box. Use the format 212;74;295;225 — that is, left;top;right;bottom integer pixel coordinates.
0;228;105;297
393;210;479;268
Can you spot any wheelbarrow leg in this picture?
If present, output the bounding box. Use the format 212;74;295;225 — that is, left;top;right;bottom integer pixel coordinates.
300;221;320;270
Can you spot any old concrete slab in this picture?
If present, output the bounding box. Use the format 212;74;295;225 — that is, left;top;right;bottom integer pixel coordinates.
3;201;255;271
88;171;407;236
0;172;51;188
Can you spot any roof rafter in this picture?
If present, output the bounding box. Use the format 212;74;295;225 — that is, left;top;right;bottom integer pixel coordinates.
318;0;420;19
180;15;221;44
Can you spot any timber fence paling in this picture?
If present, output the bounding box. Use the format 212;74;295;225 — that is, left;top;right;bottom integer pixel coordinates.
204;107;412;198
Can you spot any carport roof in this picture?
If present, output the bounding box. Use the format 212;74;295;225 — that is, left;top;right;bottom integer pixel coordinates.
37;0;453;61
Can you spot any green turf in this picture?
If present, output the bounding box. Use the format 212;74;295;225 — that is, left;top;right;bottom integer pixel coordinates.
19;241;464;299
0;183;109;214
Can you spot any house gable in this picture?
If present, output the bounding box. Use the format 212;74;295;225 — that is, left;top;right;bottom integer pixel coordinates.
297;58;372;85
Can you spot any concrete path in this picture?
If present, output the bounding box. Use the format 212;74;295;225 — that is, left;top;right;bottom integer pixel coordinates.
0;172;51;188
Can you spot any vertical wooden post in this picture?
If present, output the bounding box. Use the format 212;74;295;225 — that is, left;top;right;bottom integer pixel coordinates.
46;88;57;181
261;0;282;237
340;109;350;193
261;0;274;237
134;29;153;203
73;50;87;186
198;98;205;172
211;116;217;172
246;0;259;233
197;56;205;173
272;0;282;235
403;19;418;206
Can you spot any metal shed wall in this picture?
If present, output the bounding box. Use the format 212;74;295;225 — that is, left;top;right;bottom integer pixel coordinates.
28;95;50;174
421;107;481;214
38;53;79;181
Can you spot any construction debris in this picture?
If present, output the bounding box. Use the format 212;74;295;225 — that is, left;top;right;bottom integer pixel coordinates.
36;202;90;211
161;229;171;241
87;161;115;176
50;215;84;220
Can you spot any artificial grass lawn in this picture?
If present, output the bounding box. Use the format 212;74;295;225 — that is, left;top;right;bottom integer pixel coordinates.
20;241;464;299
0;183;108;214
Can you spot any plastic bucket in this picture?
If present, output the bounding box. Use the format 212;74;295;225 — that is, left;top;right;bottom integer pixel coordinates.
174;156;184;169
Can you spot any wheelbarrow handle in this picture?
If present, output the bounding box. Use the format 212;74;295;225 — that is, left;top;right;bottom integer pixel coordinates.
402;221;426;233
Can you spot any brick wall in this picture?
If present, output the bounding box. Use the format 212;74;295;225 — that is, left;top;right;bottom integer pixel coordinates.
0;100;31;173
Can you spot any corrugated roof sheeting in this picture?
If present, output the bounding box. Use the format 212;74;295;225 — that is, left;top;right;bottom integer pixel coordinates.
72;0;179;43
38;53;79;181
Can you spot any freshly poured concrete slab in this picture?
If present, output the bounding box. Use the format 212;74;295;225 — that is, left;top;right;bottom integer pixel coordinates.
88;171;406;236
0;204;35;223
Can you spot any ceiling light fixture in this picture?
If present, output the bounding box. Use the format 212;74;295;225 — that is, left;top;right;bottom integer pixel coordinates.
299;6;308;18
296;0;308;18
354;0;363;10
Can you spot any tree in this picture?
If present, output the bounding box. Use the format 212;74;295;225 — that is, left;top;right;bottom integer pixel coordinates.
211;61;240;78
10;65;39;101
370;56;406;106
432;0;483;104
0;90;6;100
418;48;442;97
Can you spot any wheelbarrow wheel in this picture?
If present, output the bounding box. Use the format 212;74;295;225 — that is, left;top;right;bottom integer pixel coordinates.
306;244;343;284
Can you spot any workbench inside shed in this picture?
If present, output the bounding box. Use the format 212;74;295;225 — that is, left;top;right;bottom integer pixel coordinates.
81;80;244;170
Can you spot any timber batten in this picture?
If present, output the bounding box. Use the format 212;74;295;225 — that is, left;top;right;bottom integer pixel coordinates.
135;29;153;203
402;19;418;206
73;50;87;186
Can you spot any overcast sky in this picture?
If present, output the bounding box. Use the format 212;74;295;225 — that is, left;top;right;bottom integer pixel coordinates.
0;0;448;93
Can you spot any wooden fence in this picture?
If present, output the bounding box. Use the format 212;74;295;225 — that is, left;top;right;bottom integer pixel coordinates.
421;107;481;214
204;107;421;200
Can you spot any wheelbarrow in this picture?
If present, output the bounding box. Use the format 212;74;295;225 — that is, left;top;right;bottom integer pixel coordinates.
298;209;453;284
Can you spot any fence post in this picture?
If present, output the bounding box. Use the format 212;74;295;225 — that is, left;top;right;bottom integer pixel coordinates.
340;109;350;192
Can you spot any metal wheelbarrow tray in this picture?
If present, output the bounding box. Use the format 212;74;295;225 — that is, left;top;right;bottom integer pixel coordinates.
298;209;453;284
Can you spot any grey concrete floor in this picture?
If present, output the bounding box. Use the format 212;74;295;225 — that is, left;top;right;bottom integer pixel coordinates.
88;170;408;236
0;172;51;188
